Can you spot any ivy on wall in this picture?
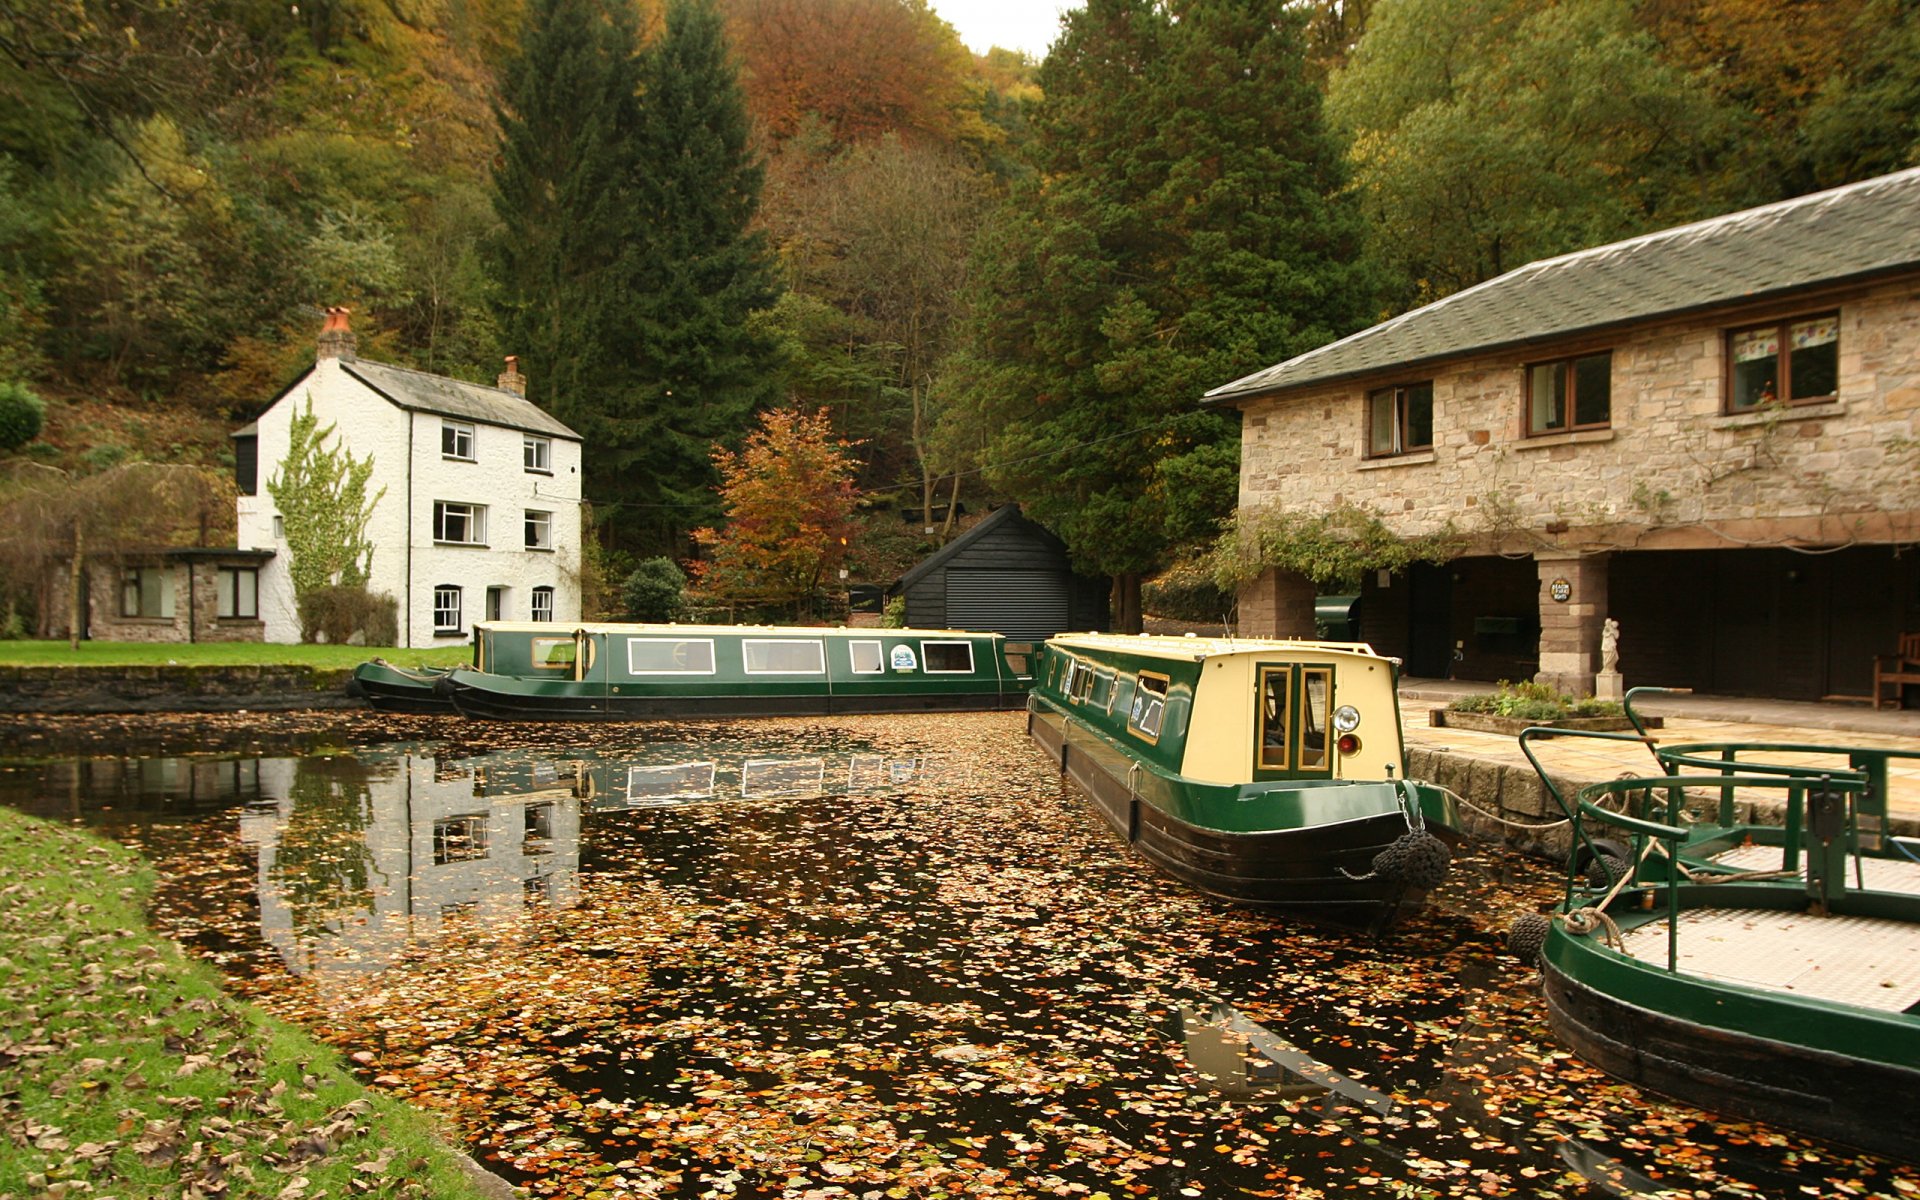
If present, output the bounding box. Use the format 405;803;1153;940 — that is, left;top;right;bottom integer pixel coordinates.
1209;503;1463;592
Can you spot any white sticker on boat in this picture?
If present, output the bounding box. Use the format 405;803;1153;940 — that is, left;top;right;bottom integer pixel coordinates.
891;644;919;672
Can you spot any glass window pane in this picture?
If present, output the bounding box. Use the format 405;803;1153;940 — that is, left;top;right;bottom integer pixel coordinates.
532;638;576;668
922;641;975;673
1789;320;1837;400
1529;363;1564;432
1299;669;1330;769
217;570;235;617
743;639;825;673
627;638;716;673
1732;355;1776;409
1404;384;1433;449
1573;353;1611;426
849;641;884;674
1368;391;1397;455
1257;667;1290;770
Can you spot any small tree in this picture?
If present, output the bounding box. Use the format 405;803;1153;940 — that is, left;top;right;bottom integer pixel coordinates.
266;397;385;624
692;407;860;616
0;381;44;451
622;557;687;622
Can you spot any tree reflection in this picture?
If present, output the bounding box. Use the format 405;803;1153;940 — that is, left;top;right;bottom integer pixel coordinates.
268;755;380;940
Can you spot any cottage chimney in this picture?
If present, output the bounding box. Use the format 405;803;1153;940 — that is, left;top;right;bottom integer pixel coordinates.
497;355;527;396
316;306;358;361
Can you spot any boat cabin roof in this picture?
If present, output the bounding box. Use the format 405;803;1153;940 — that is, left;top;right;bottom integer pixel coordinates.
475;622;1002;639
1046;633;1389;665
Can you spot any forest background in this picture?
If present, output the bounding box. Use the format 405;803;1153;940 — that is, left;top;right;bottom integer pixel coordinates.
0;0;1915;629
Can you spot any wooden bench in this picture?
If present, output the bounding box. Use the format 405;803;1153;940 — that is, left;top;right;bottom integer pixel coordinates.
1875;633;1920;710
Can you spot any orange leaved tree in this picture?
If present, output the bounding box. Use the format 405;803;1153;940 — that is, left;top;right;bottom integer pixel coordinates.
692;407;861;619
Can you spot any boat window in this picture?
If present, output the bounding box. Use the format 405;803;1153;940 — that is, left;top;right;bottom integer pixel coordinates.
1067;659;1096;701
849;640;885;674
1128;672;1170;742
1299;668;1331;770
531;637;576;670
1003;642;1033;676
921;640;975;674
743;758;828;798
627;638;716;674
1258;667;1291;770
1093;670;1116;710
627;762;716;804
743;639;827;674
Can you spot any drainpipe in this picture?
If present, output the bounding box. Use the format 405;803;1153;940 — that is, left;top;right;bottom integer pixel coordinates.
406;414;415;649
187;560;197;644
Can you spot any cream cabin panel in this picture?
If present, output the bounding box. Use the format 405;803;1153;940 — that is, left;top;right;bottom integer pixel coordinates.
1177;653;1404;784
1180;657;1257;784
1329;657;1403;782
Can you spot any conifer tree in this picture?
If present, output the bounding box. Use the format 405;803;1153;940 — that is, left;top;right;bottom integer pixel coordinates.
945;0;1371;630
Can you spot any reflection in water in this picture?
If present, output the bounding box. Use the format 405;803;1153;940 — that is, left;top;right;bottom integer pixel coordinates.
1177;1001;1396;1113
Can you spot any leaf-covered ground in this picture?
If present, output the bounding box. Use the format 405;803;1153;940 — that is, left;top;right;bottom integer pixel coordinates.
4;710;1918;1198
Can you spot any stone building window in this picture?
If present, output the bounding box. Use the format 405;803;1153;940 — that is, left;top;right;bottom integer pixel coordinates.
1527;351;1611;434
1367;382;1433;457
120;567;175;619
217;567;258;619
1728;314;1838;411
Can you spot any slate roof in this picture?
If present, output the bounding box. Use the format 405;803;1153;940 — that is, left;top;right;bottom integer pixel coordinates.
1205;167;1920;405
343;359;580;439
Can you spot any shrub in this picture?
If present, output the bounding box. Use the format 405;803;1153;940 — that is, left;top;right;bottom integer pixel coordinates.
882;595;907;628
622;557;686;622
1448;679;1621;719
297;585;398;645
1143;555;1234;623
0;381;44;451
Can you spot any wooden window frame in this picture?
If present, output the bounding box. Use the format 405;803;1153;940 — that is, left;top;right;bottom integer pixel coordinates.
120;566;175;620
216;566;258;619
530;636;575;670
1365;381;1434;458
1256;665;1292;771
1725;312;1839;413
1525;351;1612;436
1297;667;1333;773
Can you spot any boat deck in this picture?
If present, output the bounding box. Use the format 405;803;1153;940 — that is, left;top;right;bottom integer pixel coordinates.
1617;908;1920;1011
1708;843;1920;893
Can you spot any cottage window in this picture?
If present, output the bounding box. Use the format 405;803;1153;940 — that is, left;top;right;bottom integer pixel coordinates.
434;501;487;545
442;421;476;461
531;586;555;623
524;802;554;847
628;637;716;674
525;509;553;551
433;585;462;633
1527;352;1611;434
120;567;175;619
921;641;975;674
217;567;258;619
432;815;488;864
1366;382;1433;457
743;639;827;674
1729;314;1838;411
1128;672;1170;742
524;436;552;473
849;640;885;674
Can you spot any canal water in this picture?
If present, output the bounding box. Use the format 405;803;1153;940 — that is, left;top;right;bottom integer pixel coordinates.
2;710;1912;1199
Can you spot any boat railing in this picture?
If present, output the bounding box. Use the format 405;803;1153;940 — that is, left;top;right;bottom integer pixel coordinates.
1517;725;1664;882
1650;741;1916;837
1567;771;1870;970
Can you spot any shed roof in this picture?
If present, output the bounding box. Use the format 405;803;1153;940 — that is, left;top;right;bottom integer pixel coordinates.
893;504;1067;593
1204;167;1920;405
343;360;580;440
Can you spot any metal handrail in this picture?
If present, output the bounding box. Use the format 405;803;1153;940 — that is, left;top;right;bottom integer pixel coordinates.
1517;725;1663;888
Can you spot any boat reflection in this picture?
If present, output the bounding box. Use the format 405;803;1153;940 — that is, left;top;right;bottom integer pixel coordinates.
582;752;948;811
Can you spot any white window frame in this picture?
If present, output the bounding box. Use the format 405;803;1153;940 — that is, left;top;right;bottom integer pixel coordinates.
848;640;885;674
434;501;488;546
524;435;552;473
525;509;553;551
627;762;717;804
433;585;462;633
217;566;258;619
442;420;476;461
742;638;827;675
919;640;975;674
627;637;717;675
530;586;555;623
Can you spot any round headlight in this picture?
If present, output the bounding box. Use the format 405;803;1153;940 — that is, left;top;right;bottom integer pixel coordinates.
1332;704;1361;734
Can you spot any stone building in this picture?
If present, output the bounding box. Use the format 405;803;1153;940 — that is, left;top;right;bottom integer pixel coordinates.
235;309;584;646
46;546;276;644
1206;168;1920;702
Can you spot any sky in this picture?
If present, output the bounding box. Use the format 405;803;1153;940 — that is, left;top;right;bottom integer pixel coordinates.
930;0;1084;59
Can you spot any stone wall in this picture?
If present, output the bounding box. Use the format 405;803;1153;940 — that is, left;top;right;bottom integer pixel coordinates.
0;665;355;713
1233;275;1920;553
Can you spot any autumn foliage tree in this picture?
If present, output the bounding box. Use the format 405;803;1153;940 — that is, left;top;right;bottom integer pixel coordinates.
692;407;861;615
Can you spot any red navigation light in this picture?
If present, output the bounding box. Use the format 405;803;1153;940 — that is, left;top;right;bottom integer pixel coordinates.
1337;733;1360;755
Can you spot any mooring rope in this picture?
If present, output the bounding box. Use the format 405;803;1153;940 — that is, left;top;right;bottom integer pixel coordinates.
1427;783;1571;831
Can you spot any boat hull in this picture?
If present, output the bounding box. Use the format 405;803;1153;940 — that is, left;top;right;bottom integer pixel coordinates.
1540;899;1920;1163
349;662;457;714
1029;702;1452;931
441;672;1030;721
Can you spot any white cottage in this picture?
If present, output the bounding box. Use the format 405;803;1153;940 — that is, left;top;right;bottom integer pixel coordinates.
235;308;584;646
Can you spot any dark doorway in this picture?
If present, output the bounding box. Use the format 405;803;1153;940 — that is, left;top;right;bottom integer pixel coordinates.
1406;562;1452;678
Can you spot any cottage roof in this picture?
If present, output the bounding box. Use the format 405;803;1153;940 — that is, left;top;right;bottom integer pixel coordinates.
1204;167;1920;405
343;360;580;440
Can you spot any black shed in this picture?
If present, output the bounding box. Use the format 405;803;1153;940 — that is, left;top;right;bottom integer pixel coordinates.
891;504;1109;640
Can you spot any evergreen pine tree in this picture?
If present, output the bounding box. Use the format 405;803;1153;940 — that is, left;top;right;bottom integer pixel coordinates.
945;0;1372;629
610;0;784;553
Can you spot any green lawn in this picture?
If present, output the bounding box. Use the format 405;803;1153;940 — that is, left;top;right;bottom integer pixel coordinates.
0;807;501;1198
0;640;472;669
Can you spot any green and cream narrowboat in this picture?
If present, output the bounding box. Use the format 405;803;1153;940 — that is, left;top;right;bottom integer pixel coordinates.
1027;634;1458;931
436;622;1035;720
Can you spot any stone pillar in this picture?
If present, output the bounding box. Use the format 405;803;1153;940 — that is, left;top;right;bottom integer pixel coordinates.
1535;551;1609;697
1237;567;1317;638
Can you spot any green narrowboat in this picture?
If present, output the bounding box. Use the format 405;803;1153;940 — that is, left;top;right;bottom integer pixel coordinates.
348;658;463;713
436;622;1035;720
1026;633;1458;932
1515;766;1920;1163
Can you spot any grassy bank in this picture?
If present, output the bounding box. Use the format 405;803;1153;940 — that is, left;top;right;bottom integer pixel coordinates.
0;641;471;669
0;807;501;1198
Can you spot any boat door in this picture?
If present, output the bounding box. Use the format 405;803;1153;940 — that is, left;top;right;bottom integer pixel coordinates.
1252;663;1335;780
